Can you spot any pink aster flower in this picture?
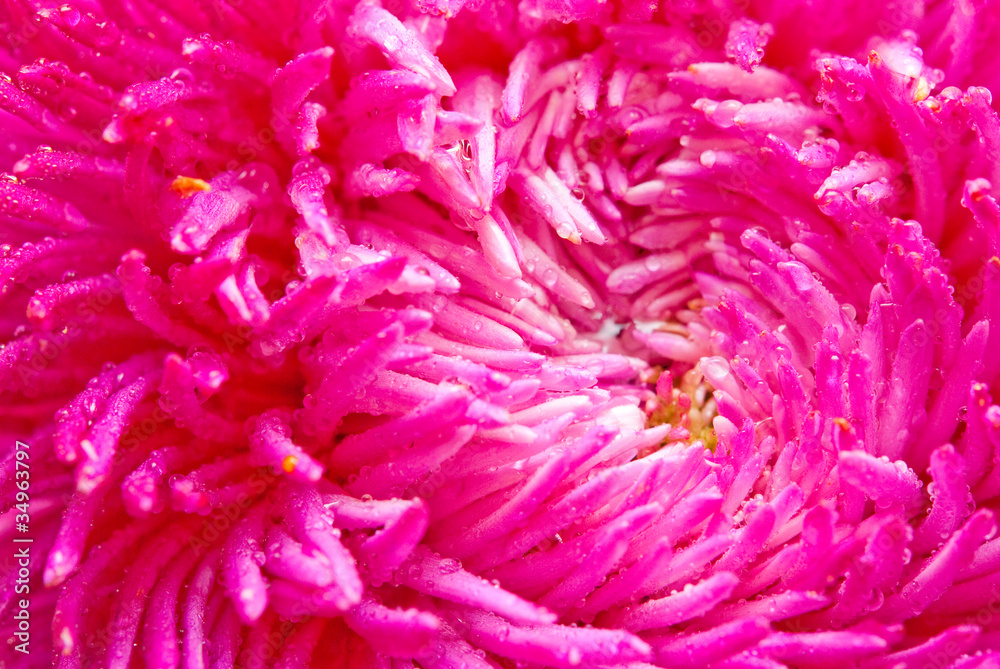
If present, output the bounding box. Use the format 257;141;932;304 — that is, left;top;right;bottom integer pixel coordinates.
3;0;1000;666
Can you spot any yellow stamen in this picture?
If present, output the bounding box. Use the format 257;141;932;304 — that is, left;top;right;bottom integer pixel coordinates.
170;175;211;198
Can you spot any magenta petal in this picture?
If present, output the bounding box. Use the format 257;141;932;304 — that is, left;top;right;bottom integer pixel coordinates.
838;450;924;510
347;3;456;96
357;498;429;579
881;510;996;620
220;504;270;625
650;617;770;667
0;179;89;231
608;572;740;632
399;546;556;624
345;596;441;657
757;630;887;663
462;609;651;667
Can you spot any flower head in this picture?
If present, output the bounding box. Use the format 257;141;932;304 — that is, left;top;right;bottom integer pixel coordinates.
3;0;1000;667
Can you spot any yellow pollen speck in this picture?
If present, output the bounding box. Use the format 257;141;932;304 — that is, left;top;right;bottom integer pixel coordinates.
282;455;298;473
170;176;211;198
914;77;931;102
